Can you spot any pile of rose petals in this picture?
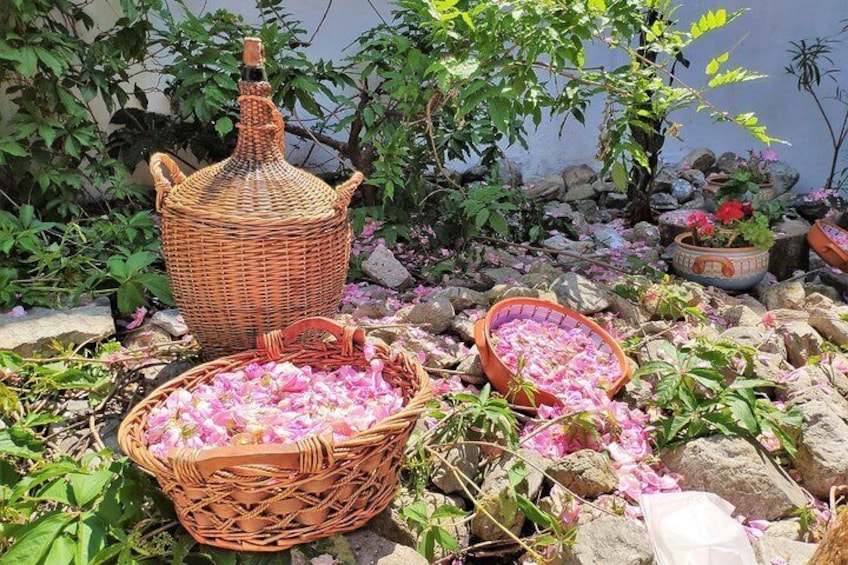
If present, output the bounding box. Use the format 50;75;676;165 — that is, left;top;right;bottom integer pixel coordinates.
492;318;620;397
146;354;403;458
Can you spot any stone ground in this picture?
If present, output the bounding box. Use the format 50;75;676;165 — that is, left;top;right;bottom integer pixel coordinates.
5;151;847;564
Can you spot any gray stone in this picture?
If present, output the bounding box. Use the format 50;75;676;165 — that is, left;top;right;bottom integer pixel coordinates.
150;309;187;336
723;304;764;328
431;443;481;495
543;201;574;219
0;299;115;355
471;450;545;541
764;517;803;541
362;244;413;289
721;326;786;358
671;178;695;203
661;436;807;520
627;221;661;247
679;191;707;210
782;321;824;367
760;281;807;311
795;397;848;498
456;349;486;385
345;530;430;565
553;515;654;565
122;323;172;351
592;178;616;193
498;158;523;186
524;175;565;202
809;307;848;346
680;168;706;187
767;161;800;195
550;273;610;315
432;287;487;311
753;537;817;565
607;293;651;325
449;315;476;345
681;147;716;172
602;192;629;209
649;192;680;212
716;151;740;173
653;165;679;193
141;360;195;389
594;225;629;250
368;489;469;559
562;164;598;188
481;267;522;286
547;450;619;498
563;183;597;202
805;290;840;309
500;286;544;300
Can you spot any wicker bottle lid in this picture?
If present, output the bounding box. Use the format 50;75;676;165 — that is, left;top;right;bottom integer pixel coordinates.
153;38;351;222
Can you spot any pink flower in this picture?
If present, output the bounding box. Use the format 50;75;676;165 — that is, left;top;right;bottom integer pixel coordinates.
760;148;779;162
761;311;776;329
5;306;26;318
126;307;148;330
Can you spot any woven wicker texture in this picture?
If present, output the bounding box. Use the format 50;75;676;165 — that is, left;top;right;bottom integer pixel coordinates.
474;297;631;409
150;40;363;357
118;317;432;552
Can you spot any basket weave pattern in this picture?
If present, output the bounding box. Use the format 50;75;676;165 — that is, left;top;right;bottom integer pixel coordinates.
118;318;431;552
151;79;363;358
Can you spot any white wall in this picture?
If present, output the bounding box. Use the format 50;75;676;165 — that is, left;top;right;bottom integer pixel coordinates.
161;1;848;191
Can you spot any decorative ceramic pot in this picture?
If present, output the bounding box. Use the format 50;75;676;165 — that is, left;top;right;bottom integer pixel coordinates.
673;232;770;290
703;173;776;211
807;220;848;271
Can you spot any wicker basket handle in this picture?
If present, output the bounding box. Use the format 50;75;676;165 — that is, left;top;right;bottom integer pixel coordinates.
150;153;186;213
172;434;335;481
335;172;365;211
259;317;366;359
237;94;285;152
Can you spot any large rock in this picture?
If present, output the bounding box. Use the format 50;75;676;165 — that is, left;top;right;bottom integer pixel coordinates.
150;309;187;336
403;296;455;334
524;175;565;202
670;178;695;203
432;287;487;311
431;443;481;495
0;299;115;355
721;326;786;359
368;489;469;559
661;436;807;520
769;217;811;281
563;183;597;202
550;273;610;314
681;148;716;172
753;537;817;565
680;168;706;187
650;192;680;212
480;267;522;286
471;450;545;541
362;244;413;289
723;304;764;328
552;515;654;564
808;306;848;346
794;396;848;498
760;281;806;311
546;450;619;498
767;161;800;195
781;322;825;367
716;151;739;173
562;164;597;188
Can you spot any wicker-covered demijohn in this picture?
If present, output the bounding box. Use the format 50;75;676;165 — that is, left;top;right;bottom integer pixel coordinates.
118;317;432;552
150;38;363;357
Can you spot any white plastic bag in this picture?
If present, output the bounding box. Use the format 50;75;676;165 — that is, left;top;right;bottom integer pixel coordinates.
641;491;758;565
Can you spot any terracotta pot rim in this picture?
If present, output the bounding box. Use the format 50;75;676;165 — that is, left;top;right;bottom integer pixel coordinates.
674;232;768;255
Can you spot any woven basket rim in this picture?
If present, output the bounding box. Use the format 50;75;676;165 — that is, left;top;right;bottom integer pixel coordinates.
118;338;431;477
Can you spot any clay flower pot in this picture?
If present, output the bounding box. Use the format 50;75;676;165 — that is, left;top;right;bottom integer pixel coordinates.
673;232;770;291
807;220;848;271
703;173;776;211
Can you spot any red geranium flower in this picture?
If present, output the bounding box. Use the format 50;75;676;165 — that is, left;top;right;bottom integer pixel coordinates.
686;211;715;237
715;201;746;224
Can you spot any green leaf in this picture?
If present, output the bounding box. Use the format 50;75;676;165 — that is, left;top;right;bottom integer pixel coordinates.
611;162;628;190
116;281;145;314
726;395;760;435
215;117;234;136
1;511;74;565
70;469;114;507
16;47;37;77
124;251;158;275
76;513;108;565
0;427;44;459
474;208;489;229
489;98;510;134
431;503;466;520
430;525;461;552
44;535;75;565
400;500;428;526
137;273;174;305
706;52;729;75
488;211;508;235
516;494;554;528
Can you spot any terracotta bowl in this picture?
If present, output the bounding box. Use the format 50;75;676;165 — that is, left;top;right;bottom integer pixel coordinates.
473;298;631;410
673;232;769;291
808;220;848;271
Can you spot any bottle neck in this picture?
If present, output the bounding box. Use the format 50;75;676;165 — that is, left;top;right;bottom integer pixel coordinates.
232;79;285;162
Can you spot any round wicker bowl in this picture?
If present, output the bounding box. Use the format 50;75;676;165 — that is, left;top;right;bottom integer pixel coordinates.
118;317;431;552
808;220;848;271
473;298;630;410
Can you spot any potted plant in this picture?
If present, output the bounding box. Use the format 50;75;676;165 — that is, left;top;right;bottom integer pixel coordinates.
705;149;779;208
673;199;776;290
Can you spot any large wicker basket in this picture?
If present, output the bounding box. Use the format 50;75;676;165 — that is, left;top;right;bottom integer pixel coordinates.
118;317;431;552
150;38;363;358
